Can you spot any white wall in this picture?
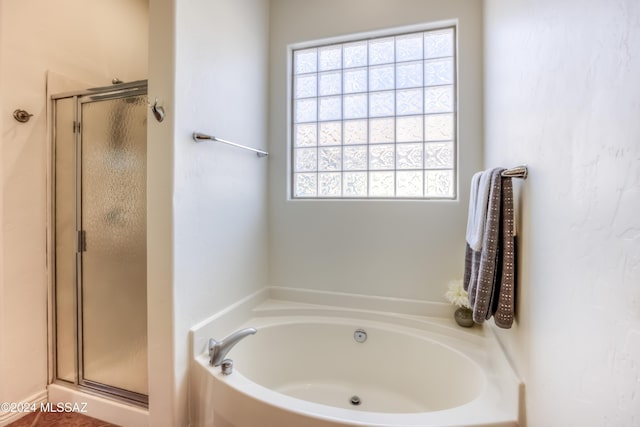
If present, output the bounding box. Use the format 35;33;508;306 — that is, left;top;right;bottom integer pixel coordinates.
149;0;270;425
268;0;484;301
0;1;148;424
484;1;640;426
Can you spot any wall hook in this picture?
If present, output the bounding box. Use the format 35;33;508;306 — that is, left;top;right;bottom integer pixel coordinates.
150;98;165;123
13;109;33;123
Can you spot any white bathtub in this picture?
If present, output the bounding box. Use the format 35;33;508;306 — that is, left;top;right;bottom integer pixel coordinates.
190;288;522;427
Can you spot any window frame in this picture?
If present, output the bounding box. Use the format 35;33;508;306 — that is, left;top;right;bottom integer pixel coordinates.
287;22;458;201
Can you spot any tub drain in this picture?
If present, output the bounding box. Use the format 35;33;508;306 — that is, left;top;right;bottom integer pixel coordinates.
353;329;367;343
349;395;361;406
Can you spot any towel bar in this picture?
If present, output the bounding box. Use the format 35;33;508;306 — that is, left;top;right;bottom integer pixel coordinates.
501;165;528;179
193;132;268;158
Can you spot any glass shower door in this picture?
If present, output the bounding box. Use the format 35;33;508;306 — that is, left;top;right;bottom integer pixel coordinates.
78;94;148;401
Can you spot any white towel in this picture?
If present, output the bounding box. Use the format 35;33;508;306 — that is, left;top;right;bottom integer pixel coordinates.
465;170;492;251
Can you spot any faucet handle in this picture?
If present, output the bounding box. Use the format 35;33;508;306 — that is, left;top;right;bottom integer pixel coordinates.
220;359;233;375
208;338;219;365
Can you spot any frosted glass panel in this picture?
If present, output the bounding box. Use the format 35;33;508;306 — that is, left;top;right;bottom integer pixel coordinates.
344;120;367;145
344;94;368;119
397;143;424;169
370;171;395;197
80;95;147;396
370;118;394;143
319;122;341;146
319;96;341;121
369;91;395;117
295;173;317;197
397;61;423;89
369;65;394;91
425;29;454;58
425;58;454;86
295;48;317;74
294;148;317;172
425;114;454;141
397;89;423;115
344;41;367;68
319;72;342;96
396;116;423;142
425;170;454;198
318;172;342;197
425;86;454;113
369;144;395;170
319;147;341;171
396;33;423;62
319;45;342;71
369;37;394;65
344;146;367;170
295;98;317;123
344;172;368;197
397;170;424;197
294;123;317;147
425;141;454;168
344;68;367;93
295;74;317;98
54;97;76;383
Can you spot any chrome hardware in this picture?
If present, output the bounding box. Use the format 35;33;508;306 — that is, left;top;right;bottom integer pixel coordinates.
112;78;124;84
501;165;528;179
13;109;33;123
350;395;361;406
150;98;165;123
354;329;367;343
221;359;233;375
209;327;257;367
193;132;269;158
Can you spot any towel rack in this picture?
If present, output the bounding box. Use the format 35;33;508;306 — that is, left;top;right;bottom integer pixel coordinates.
501;165;528;179
193;132;268;158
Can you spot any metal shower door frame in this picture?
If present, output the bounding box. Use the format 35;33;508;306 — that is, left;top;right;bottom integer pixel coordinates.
50;80;149;406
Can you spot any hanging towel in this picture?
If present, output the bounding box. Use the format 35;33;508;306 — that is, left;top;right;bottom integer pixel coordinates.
465;170;493;251
465;171;482;249
471;168;504;323
463;168;516;328
463;170;491;294
493;176;515;328
463;244;474;292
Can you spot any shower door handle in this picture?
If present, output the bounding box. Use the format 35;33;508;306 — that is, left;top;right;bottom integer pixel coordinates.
77;230;87;252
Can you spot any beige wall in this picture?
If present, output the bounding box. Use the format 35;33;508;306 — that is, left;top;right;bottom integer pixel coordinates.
0;1;148;424
267;0;484;301
484;0;640;425
146;0;176;424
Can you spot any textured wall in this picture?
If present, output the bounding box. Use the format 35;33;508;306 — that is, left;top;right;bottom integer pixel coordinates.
166;0;270;425
484;1;640;425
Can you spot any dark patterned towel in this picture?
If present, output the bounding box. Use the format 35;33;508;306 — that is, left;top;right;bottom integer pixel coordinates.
493;176;515;328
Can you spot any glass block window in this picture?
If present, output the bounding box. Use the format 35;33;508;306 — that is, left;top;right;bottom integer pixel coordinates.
291;27;456;199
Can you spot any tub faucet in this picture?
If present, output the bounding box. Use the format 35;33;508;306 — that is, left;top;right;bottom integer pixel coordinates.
209;327;257;367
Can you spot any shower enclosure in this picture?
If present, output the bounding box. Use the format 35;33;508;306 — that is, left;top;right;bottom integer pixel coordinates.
51;81;148;405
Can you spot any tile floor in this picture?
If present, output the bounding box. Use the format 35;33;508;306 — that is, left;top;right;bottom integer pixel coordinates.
6;411;120;427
